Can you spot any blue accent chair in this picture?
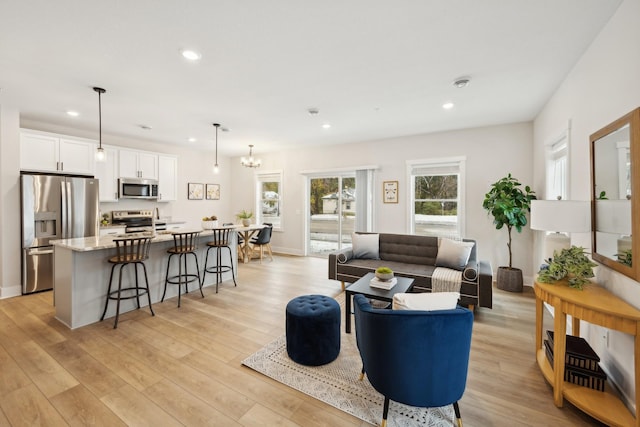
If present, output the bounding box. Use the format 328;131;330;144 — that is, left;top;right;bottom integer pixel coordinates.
353;294;473;427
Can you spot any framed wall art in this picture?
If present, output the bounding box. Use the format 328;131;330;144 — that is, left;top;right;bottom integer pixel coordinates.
206;183;220;200
383;181;398;203
188;183;204;200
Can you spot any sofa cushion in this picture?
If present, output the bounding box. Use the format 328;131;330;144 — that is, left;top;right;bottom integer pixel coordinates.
351;233;380;259
436;238;474;270
392;292;460;311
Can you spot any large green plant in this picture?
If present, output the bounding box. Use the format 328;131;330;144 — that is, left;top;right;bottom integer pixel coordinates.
537;246;597;290
482;173;536;268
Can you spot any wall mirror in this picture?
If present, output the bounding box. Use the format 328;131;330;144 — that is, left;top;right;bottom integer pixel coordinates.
590;107;640;280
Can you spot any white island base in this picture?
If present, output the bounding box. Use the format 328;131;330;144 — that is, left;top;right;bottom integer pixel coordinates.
53;231;237;329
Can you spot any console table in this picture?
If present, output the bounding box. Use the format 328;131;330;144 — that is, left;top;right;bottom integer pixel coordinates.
534;280;640;426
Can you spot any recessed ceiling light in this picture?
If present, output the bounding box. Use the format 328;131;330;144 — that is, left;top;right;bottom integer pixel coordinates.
188;137;196;142
66;110;79;117
442;102;454;110
322;123;331;129
308;108;319;116
181;49;202;61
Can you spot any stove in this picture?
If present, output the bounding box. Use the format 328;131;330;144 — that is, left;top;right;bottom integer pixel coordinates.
111;210;165;233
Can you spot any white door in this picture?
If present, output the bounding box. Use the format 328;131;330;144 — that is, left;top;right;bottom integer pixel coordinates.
59;138;95;175
157;155;178;201
20;132;59;172
95;146;119;201
138;152;158;179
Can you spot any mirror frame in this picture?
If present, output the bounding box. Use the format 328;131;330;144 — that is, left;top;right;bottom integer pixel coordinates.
590;107;640;280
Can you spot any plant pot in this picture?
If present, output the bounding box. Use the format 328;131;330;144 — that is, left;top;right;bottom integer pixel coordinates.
375;272;394;281
242;219;251;227
496;267;523;292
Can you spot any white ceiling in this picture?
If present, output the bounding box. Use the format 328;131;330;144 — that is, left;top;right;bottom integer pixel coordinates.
0;0;622;157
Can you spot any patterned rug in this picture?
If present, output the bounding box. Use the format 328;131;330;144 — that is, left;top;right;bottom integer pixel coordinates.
242;298;454;426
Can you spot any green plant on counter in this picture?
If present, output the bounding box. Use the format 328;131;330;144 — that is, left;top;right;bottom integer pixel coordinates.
537;246;597;290
617;249;632;267
236;209;254;220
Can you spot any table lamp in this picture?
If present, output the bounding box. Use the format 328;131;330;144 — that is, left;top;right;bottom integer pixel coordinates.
530;200;591;262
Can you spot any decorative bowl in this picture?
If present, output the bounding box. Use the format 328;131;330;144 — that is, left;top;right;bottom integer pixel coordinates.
375;271;394;281
202;220;218;230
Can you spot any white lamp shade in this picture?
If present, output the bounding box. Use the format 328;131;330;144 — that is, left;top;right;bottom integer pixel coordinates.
595;199;632;235
530;200;591;233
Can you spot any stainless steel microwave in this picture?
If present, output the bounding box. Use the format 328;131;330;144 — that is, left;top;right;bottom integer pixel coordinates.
118;178;158;199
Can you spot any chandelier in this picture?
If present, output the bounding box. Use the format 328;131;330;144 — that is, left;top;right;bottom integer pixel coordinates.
241;145;261;168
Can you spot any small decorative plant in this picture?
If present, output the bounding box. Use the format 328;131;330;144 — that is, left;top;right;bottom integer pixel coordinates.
236;210;253;220
375;266;394;281
202;215;217;221
236;209;254;226
537;246;597;290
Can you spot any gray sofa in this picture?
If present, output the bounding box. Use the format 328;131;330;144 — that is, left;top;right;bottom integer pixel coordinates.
328;233;493;309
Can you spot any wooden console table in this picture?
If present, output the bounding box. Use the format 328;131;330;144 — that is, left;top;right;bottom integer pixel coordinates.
534;280;640;426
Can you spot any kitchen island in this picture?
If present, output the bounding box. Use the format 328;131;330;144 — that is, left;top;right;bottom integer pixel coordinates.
53;229;237;329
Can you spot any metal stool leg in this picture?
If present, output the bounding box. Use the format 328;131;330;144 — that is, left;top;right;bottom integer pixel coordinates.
100;263;117;321
114;264;125;329
140;261;154;316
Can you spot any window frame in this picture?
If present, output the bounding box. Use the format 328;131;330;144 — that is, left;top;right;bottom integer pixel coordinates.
406;156;466;238
255;169;283;231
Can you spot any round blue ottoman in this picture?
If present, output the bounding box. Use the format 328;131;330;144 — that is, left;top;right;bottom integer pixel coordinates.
286;295;340;366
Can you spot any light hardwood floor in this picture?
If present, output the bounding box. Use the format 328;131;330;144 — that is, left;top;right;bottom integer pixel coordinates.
0;255;605;426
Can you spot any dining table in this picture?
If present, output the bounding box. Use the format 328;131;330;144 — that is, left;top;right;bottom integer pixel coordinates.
234;224;266;263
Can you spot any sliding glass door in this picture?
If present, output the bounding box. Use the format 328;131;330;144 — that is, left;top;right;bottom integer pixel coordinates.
308;175;355;256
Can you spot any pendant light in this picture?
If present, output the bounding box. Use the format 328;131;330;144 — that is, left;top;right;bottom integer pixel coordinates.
93;87;106;162
213;123;220;174
241;144;261;168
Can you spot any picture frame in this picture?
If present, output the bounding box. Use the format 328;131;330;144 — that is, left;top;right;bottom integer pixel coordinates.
188;183;204;200
383;181;398;204
206;183;220;200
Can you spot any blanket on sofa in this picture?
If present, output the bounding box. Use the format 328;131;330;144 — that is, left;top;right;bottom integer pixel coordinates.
431;267;462;292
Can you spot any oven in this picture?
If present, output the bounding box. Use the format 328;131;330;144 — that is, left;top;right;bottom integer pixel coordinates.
111;210;155;233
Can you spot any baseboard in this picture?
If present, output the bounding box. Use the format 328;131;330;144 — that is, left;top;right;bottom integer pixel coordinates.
270;246;304;256
0;285;22;299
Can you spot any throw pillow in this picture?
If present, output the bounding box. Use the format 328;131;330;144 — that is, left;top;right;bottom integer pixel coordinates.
351;233;380;259
435;238;474;270
392;292;460;311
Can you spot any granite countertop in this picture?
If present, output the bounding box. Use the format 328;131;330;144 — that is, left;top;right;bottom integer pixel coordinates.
52;228;214;252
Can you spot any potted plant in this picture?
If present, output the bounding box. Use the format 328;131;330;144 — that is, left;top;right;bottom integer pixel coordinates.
537;246;597;290
236;209;253;226
482;173;536;292
375;266;394;281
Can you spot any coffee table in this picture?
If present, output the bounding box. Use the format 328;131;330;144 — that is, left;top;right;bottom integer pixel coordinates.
345;272;415;333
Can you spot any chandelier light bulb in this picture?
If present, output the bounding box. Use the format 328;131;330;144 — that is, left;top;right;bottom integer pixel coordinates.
95;146;105;162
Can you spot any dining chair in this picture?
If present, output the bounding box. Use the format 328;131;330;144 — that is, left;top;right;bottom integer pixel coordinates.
249;224;273;262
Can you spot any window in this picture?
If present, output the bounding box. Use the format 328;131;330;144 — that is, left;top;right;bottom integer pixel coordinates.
256;170;282;230
408;157;465;238
545;129;569;200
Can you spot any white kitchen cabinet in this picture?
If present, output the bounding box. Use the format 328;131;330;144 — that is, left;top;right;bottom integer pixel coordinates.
20;130;96;175
119;149;158;179
157;155;178;202
94;145;119;202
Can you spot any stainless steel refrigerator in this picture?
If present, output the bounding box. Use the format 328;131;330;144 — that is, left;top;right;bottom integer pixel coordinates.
20;174;100;294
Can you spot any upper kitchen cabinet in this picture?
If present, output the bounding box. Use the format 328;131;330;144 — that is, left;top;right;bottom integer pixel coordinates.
119;149;158;179
94;145;119;202
157;155;178;202
20;130;96;175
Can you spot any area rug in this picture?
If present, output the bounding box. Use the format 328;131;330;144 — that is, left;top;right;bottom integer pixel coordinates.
242;300;455;426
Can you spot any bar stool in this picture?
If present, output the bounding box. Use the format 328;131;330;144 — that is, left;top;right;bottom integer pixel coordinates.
100;236;154;329
202;227;237;293
162;231;202;307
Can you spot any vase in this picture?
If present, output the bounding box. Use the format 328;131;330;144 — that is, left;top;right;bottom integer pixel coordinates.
375;271;394;281
242;219;251;227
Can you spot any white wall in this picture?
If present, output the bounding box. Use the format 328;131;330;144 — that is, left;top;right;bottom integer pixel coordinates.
533;0;640;408
229;122;535;280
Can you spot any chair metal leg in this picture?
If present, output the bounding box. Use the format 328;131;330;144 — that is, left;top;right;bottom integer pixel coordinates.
381;397;390;427
114;265;125;329
134;263;141;309
177;253;183;307
224;246;237;286
100;264;117;321
453;401;463;427
192;252;204;298
162;253;174;302
140;261;154;317
201;246;211;288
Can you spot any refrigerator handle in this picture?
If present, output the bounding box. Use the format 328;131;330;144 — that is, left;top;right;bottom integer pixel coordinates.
61;180;68;239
